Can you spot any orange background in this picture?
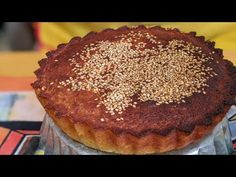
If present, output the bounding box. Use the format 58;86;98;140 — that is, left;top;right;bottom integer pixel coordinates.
0;52;45;91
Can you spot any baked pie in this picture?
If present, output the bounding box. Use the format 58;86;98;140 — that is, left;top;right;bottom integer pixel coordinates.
32;26;236;154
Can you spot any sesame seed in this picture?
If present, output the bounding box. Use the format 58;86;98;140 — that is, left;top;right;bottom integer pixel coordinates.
100;118;105;122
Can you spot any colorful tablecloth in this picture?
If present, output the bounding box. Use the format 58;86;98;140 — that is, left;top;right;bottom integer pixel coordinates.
0;52;45;154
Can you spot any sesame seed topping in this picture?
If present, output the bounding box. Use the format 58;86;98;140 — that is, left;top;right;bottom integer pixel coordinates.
100;118;105;122
57;31;217;115
41;86;46;91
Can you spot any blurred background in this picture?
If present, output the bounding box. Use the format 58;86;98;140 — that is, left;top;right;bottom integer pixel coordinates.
0;22;35;51
0;22;236;52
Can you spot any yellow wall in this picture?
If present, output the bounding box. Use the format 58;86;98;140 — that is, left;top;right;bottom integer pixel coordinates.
38;22;236;51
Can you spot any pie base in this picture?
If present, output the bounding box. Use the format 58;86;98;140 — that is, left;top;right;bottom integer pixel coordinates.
38;96;229;154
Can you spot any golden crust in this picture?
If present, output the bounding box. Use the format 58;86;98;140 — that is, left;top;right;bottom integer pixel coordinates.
37;94;229;154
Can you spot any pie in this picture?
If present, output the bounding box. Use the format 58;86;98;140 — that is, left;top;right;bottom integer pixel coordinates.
32;26;236;154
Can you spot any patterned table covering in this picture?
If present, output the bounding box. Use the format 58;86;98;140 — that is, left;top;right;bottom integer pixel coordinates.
0;91;44;155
